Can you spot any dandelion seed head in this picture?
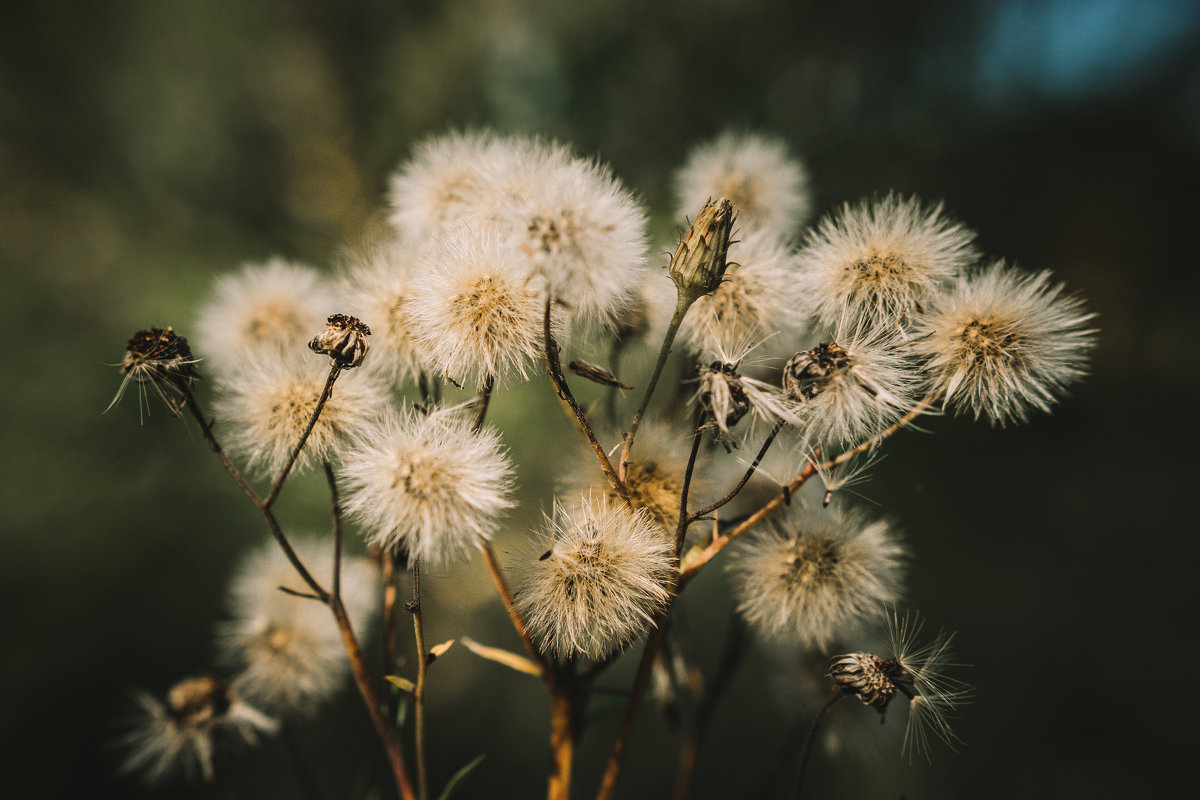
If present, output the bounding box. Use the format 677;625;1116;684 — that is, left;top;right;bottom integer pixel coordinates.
387;129;501;243
406;229;554;388
913;263;1096;425
340;407;515;566
121;676;277;785
516;496;673;660
336;237;424;387
214;349;389;478
676;132;812;239
217;538;378;716
195;259;334;375
798;194;978;331
727;503;906;649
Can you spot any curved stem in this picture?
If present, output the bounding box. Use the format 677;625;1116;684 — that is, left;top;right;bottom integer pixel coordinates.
793;693;843;799
687;420;783;523
410;560;429;800
480;542;550;682
619;292;692;483
265;364;341;508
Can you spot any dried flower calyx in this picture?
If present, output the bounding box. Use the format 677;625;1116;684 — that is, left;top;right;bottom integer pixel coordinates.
783;343;852;400
309;313;371;368
828;652;912;713
123;326;198;386
670;197;736;302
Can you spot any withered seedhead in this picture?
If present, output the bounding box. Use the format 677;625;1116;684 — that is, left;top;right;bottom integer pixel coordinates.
783;342;851;401
309;313;371;368
166;676;232;728
828;652;913;714
123;327;197;384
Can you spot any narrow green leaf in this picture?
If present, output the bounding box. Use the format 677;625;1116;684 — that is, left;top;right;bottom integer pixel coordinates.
436;754;486;800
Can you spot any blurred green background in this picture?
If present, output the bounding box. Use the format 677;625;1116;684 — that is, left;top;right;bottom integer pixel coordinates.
3;0;1198;797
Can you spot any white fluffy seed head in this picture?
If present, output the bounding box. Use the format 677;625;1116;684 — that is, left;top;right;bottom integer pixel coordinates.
406;229;555;388
121;677;277;785
912;262;1096;425
340;407;515;566
516;496;673;660
797;194;978;332
195;258;335;376
783;322;921;447
476;142;649;330
217;538;378;716
335;237;423;387
727;503;906;650
387;129;501;244
673;228;807;357
675;131;812;239
214;348;390;478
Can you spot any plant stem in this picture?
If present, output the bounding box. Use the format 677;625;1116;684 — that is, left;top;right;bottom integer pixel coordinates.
687;420;783;523
619;291;692;484
264;363;341;508
471;375;495;433
793;693;843;799
324;462;342;602
410;560;429;800
542;297;627;500
595;627;663;800
480;542;550;681
548;667;576;800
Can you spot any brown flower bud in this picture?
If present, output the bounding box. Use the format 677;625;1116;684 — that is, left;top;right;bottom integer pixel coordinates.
309;313;371;368
669;197;736;301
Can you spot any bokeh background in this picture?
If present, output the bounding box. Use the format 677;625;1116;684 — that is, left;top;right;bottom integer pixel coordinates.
3;0;1198;797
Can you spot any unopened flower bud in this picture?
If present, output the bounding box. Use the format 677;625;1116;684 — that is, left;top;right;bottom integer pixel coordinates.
669;197;736;302
309;313;371;368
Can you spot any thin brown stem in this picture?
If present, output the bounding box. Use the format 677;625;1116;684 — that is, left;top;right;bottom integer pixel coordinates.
673;419;705;557
618;292;692;484
324;461;342;602
793;692;843;799
548;667;577;800
480;541;550;682
410;560;429;800
687;420;784;523
382;550;400;714
471;375;495;433
264;364;341;508
595;627;664;800
542;297;627;500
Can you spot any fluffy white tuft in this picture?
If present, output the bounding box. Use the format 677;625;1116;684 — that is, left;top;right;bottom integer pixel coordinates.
214;348;390;478
797;194;978;332
195;258;335;376
340;407;515;566
516;496;673;660
912;262;1096;425
387;129;501;244
675;131;812;239
727;503;906;649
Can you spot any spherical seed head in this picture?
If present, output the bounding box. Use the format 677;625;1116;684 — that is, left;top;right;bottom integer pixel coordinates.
407;229;555;388
340;407;515;566
674;228;807;358
308;313;371;368
194;258;335;375
121;677;277;785
217;538;379;716
476;140;649;330
387;129;500;243
516;496;673;660
669;197;736;301
675;131;812;239
782;323;919;446
335;237;423;386
913;262;1096;425
797;194;978;332
727;503;906;649
214;348;390;478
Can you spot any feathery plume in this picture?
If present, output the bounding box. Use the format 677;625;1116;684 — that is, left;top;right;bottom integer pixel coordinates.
340;407;515;566
121;676;277;784
194;258;334;375
516;496;673;660
106;327;199;419
726;503;906;649
695;340;801;448
387;129;500;244
912;262;1096;425
797;194;977;331
675;131;812;239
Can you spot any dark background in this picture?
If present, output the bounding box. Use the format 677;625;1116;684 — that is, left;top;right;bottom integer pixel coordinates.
2;0;1197;797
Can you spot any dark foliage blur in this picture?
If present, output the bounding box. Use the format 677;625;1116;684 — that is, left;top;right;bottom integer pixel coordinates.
2;1;1197;797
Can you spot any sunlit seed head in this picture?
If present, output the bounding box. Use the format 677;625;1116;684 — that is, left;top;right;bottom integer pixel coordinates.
121;676;277;785
387;129;501;244
675;132;812;239
195;258;335;376
214;348;389;478
783;322;920;447
913;262;1096;425
107;327;200;420
727;503;906;649
335;236;424;387
217;538;378;716
797;194;978;332
675;228;807;358
340;407;515;566
516;496;673;660
406;229;555;388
